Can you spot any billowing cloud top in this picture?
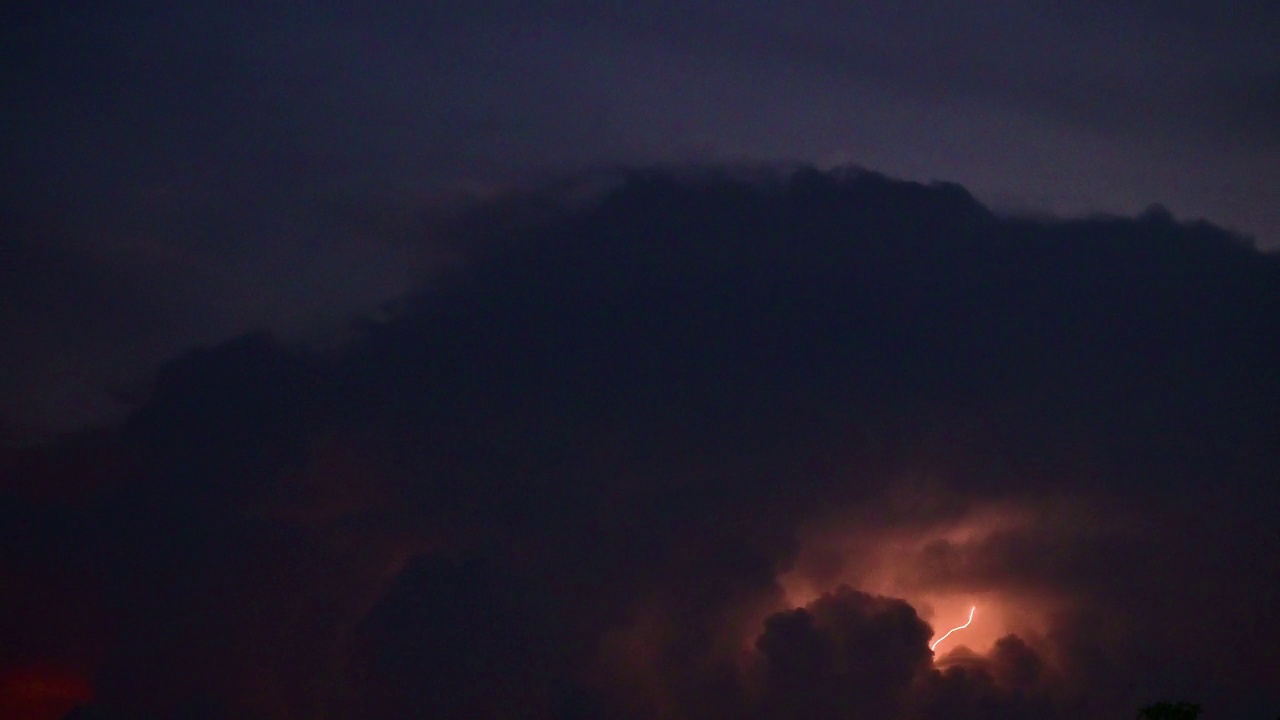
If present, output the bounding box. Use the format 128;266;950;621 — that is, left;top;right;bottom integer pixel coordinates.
2;167;1278;720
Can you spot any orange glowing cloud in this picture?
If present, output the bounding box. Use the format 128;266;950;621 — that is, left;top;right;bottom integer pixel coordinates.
774;490;1109;661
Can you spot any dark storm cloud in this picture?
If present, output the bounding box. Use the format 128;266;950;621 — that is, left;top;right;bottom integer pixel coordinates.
2;167;1278;719
346;554;575;719
754;588;932;719
1;3;431;443
750;588;1064;720
5;0;1279;442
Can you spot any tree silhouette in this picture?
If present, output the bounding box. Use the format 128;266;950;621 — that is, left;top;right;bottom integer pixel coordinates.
1137;701;1202;720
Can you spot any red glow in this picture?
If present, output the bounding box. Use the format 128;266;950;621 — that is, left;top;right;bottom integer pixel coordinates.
0;666;93;720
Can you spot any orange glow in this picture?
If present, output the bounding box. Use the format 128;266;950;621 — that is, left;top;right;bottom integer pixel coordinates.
775;495;1085;657
930;606;975;651
0;666;93;720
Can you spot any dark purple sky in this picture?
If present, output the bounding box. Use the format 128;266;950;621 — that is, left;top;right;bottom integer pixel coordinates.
2;4;1279;720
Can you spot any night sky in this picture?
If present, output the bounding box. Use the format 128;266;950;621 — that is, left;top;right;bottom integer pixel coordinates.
2;3;1279;719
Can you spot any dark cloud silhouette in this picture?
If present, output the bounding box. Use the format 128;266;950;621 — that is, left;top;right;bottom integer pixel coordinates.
750;587;1063;720
755;588;931;719
0;166;1277;719
345;555;563;719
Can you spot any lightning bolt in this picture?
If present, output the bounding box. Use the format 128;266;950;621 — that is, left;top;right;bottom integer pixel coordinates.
930;606;976;652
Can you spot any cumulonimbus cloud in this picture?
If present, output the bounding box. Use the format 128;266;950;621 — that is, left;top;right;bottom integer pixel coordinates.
2;165;1278;720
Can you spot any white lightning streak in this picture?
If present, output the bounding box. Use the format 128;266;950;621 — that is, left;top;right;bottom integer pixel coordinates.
930;606;975;652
